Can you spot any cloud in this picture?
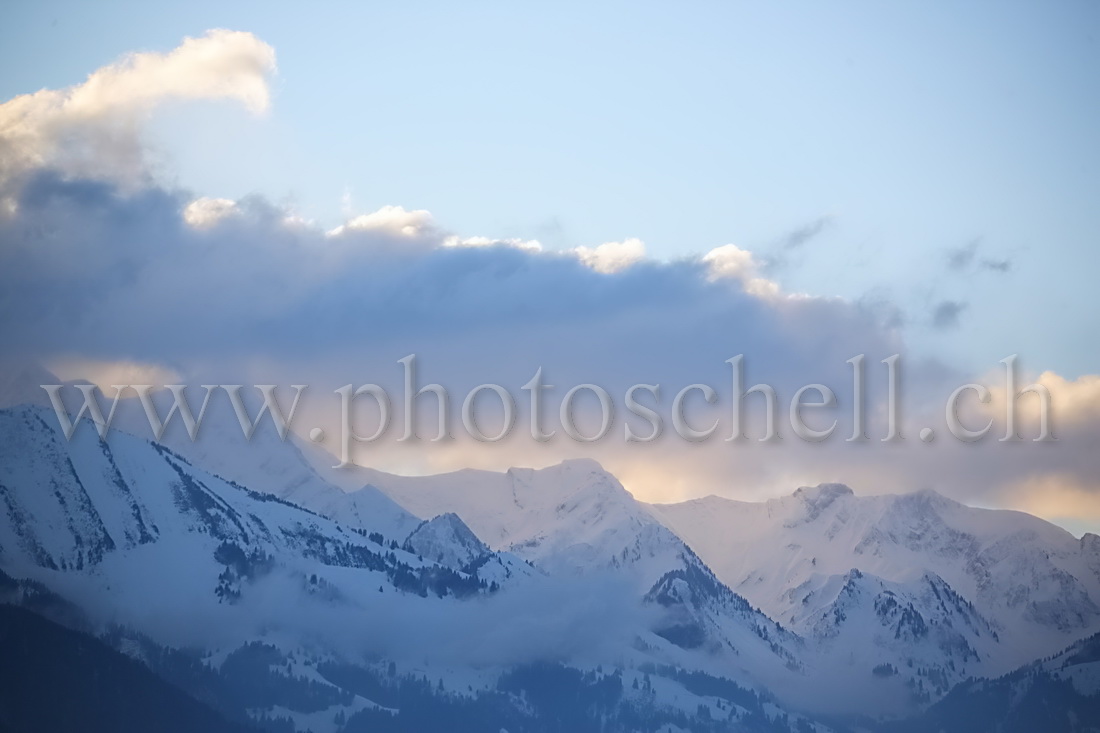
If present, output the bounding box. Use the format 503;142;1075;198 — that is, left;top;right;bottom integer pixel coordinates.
443;234;543;252
981;258;1012;273
326;204;435;239
946;238;1012;274
1;31;1098;535
895;366;1100;529
0;29;275;188
702;244;780;297
782;216;832;250
985;370;1100;434
0;168;906;492
947;240;979;270
46;357;182;391
931;300;968;329
1006;475;1100;533
760;216;834;275
182;197;238;228
573;238;646;274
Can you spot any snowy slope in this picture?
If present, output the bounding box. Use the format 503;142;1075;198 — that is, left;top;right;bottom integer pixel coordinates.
789;568;1001;711
0;404;513;632
0;403;582;729
0;402;834;730
351;459;699;585
651;483;1100;673
896;629;1100;732
327;460;810;692
1036;628;1100;696
0;368;422;543
143;399;422;543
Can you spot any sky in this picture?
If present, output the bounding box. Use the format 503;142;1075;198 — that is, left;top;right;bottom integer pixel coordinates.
3;1;1098;377
1;2;1098;531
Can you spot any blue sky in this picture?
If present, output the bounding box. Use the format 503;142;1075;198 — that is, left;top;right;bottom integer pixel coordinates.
3;1;1097;378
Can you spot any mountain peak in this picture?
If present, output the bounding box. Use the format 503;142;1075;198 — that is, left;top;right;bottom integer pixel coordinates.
427;511;483;543
554;457;607;473
890;486;957;514
792;482;854;503
505;457;627;506
911;486;949;500
783;483;855;525
404;512;489;570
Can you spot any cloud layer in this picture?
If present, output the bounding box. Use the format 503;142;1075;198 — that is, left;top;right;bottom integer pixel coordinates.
2;31;1097;531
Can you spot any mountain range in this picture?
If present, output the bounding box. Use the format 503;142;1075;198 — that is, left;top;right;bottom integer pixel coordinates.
2;376;1100;731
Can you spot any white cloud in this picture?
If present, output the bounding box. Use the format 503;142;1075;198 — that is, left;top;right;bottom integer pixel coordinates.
1022;372;1100;427
0;29;276;187
702;243;780;298
574;238;646;274
443;235;543;252
182;197;238;228
326;205;435;239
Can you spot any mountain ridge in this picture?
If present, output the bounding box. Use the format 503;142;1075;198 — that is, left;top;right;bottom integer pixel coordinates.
6;393;1100;727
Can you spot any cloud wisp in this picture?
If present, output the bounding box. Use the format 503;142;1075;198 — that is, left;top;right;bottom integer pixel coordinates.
931;300;968;329
946;238;1013;274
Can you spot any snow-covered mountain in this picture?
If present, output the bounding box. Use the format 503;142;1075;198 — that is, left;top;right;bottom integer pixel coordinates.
652;483;1100;675
352;459;694;584
404;512;491;570
0;403;508;609
0;402;827;731
7;376;1100;728
0;365;422;543
893;628;1100;732
784;568;1001;712
276;456;1100;717
304;460;810;695
141;394;423;544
